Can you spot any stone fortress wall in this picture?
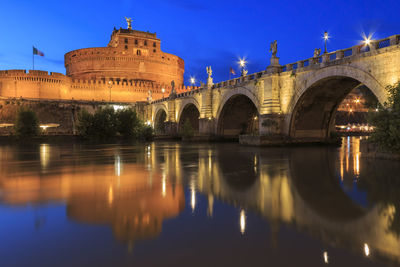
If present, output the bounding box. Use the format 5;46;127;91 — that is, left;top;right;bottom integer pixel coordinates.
0;26;186;104
65;29;184;87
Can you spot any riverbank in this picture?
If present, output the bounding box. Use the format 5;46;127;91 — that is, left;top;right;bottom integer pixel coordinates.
360;140;400;160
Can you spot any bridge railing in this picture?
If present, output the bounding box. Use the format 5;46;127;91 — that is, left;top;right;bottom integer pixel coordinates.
281;34;400;74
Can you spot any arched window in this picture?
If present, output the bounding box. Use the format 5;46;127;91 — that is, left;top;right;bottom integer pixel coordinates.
137;50;141;55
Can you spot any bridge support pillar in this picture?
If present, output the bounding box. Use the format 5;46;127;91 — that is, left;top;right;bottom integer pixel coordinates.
240;114;286;146
199;118;215;136
164;121;178;136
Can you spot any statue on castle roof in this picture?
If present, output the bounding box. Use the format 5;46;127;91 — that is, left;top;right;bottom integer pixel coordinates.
269;40;278;57
125;17;133;30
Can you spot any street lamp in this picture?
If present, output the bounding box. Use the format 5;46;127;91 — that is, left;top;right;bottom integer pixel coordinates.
238;58;247;76
161;87;165;99
190;77;195;86
323;31;329;53
108;80;113;102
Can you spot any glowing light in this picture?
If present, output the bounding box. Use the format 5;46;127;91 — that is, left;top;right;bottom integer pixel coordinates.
253;116;258;120
375;108;379;112
115;155;121;176
364;243;370;257
323;31;329;40
208;117;212;121
191;188;196;212
361;32;374;47
108;186;113;205
238;58;247;68
240;209;246;235
146;120;151;126
190;77;196;85
162;174;166;197
40;144;50;169
113;105;125;111
364;37;372;46
161;87;165;94
349;108;353;113
323;251;329;264
355;98;360;103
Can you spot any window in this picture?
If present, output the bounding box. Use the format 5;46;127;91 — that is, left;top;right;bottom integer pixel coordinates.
137;50;141;55
153;42;156;47
124;38;128;44
144;40;147;46
125;45;128;49
153;49;156;53
135;39;138;45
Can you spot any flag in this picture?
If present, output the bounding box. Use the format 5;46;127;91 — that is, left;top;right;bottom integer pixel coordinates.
33;46;44;57
230;67;236;75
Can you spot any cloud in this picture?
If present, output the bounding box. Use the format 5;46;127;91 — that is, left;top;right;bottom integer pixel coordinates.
162;0;209;11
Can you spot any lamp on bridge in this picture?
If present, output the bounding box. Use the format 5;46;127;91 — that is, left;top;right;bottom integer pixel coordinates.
190;77;196;87
161;87;165;99
323;31;330;53
238;58;247;76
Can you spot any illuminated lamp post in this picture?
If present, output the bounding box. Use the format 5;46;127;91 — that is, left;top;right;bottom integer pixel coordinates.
239;58;247;76
190;77;196;87
323;31;329;53
161;87;165;99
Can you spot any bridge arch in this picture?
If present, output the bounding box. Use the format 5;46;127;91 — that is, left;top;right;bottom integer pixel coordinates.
216;89;260;138
286;65;386;140
177;100;200;135
153;105;168;135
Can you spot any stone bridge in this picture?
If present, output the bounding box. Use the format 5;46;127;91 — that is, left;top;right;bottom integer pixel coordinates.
146;34;400;143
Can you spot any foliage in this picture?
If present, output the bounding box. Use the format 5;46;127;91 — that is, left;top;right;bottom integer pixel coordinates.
180;119;194;138
368;82;400;153
76;106;153;141
14;108;39;137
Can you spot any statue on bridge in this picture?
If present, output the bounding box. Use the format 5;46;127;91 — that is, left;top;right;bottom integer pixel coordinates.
269;40;278;57
206;66;213;87
147;90;152;103
313;48;321;58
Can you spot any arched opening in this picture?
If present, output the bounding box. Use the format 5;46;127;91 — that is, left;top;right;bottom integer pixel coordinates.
218;94;258;139
178;104;200;135
154;109;167;135
290;76;378;141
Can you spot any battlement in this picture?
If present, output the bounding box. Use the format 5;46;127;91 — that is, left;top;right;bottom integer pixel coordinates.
112;28;157;39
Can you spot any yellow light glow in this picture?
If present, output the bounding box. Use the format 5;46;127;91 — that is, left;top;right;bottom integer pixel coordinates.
162;174;166;197
108;186;113;205
40;144;50;169
323;251;329;264
364;243;370;257
191;188;196;212
190;77;195;85
240;209;246;235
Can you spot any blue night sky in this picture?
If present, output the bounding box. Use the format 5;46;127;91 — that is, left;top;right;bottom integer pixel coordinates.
1;0;400;85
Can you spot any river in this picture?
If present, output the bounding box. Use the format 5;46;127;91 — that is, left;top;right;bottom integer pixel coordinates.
0;137;399;266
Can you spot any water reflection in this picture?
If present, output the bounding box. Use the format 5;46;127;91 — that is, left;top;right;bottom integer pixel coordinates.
0;139;400;266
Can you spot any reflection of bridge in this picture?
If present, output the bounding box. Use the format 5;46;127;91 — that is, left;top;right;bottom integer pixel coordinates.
169;142;400;264
147;35;400;143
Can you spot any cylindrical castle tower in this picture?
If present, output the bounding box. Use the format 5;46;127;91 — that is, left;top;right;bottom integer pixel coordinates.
64;28;184;87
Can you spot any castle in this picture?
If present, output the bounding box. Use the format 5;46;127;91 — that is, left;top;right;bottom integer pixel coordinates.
0;22;189;103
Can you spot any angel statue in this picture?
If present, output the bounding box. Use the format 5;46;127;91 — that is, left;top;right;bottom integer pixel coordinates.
313;48;321;58
269;40;278;57
125;17;133;30
206;66;212;78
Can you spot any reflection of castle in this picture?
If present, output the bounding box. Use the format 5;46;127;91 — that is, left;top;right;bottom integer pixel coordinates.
0;149;184;245
0;21;187;103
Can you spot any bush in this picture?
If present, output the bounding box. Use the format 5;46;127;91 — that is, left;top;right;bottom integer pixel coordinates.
77;106;153;141
368;82;400;153
14;108;39;137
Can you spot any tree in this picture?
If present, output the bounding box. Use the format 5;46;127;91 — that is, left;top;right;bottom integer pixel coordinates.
368;82;400;153
14;108;39;137
116;109;141;138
